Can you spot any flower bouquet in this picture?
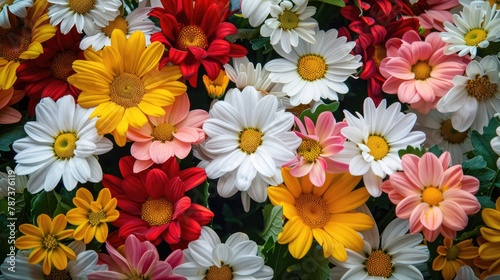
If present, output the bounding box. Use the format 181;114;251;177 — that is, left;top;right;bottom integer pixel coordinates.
0;0;500;279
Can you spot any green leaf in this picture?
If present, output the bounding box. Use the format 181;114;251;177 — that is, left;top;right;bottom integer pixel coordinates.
477;196;496;209
462;156;496;194
299;102;340;124
398;145;426;158
286;245;330;280
428;144;443;158
311;0;345;7
30;191;60;222
0;123;26;154
249;37;273;54
471;116;500;170
259;205;283;243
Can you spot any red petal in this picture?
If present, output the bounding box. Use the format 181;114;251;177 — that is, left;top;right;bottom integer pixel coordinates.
180;167;207;191
172;196;191;219
164;220;181;244
188;46;208;60
165;177;186;202
179;216;202;241
160;157;180;178
119;156;136;178
103;175;124;196
146;169;170;199
122;176;149;203
169;48;188;65
213;22;237;39
159;14;180;42
185;204;214;225
145;223;169;241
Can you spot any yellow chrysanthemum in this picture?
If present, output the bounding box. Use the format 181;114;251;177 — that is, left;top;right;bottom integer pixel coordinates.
268;167;374;260
0;0;56;89
15;214;76;275
479;197;500;274
68;29;187;146
203;69;229;99
66;188;119;244
433;238;479;280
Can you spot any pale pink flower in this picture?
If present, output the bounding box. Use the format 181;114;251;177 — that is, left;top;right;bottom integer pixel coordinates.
380;30;469;114
381;152;480;242
403;0;460;32
88;234;185;280
284;111;349;187
0;87;24;124
127;93;209;173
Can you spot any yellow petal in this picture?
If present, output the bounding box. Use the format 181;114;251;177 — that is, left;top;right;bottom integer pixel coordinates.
55;229;75;240
111;29;126;54
479;242;500;261
72;197;92;211
312;228;334;257
103;197;118;213
16;235;43;250
281;168;303;198
432;255;446;271
19;223;43;238
28;246;46;264
51;247;68;271
281;202;298;220
125;107;148;129
51;214;68;234
322;173;362;204
73;223;90;241
97;188;112;206
90;201;103;213
300;175;313;194
95;223;109;243
278;216;305;244
328;212;374;231
37;214;52;236
326;188;370;213
482;208;500;230
268;186;295;206
480;228;500;243
325;222;364;252
76;188;95;204
288;227;313;259
42;251;52;275
103;209;120;223
137;41;163;77
59;243;76;260
137;101;168;117
102;46;124;77
330;238;348;262
124;31;146;74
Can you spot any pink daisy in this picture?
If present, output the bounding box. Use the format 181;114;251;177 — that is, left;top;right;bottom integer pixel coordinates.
401;0;460;32
127;93;209;173
381;152;480;242
379;30;469;114
284;111;349;187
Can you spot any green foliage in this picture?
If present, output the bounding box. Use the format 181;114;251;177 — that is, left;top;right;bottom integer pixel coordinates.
398;145;427;158
30;189;76;223
428;144;444;158
476;196;496;209
250;37;273;54
470;116;500;170
0;123;26;156
311;0;345;7
259;205;283;243
462;156;496;195
299;102;340;124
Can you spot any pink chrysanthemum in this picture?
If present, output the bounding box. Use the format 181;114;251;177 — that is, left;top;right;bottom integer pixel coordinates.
127;93;208;173
401;0;460;32
284;112;348;187
379;30;469;114
381;152;481;242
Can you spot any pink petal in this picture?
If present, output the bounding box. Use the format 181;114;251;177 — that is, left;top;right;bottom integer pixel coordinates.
420;206;443;231
133;159;154;173
309;162;326;187
390;172;422;196
176;109;209;128
385;58;414;80
418;153;443;188
173;127;200;142
401;154;422;187
422;228;440;242
169;93;190;125
439;200;468;231
149;141;175;164
408;203;428;233
438;152;451;170
171;140;192;159
131;141;153;161
440;165;463;191
442;189;480;215
304;117;316;135
460;175;479;194
315;112;335;141
395;195;422;219
290;159;314;177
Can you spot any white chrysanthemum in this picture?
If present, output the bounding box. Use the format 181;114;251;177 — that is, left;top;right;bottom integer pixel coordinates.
330;218;429;280
0;166;26;198
173;226;274;280
490;124;500;169
0;241;107;279
197;86;301;211
0;0;32;28
411;109;472;165
47;0;122;34
240;0;282;27
440;1;500;59
12;95;113;193
260;0;318;54
437;55;500;133
79;8;156;50
338;98;426;197
265;29;362;106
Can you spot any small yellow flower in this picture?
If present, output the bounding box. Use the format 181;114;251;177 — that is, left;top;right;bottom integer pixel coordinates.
203;70;229;99
66;188;119;244
15;214;76;275
433;238;479;280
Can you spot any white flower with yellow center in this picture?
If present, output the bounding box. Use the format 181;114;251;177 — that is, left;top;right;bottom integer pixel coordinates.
260;0;318;54
240;0;282;27
437;55;500;133
265;29;362;106
12;95;113;193
79;7;156;50
440;1;500;59
198;86;301;211
0;0;32;28
47;0;122;34
338;98;426;197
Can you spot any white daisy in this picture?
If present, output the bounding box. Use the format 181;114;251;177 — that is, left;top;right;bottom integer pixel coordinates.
338;97;426;197
454;266;479;280
173;226;274;279
330;218;429;280
0;166;26;198
0;0;32;28
411;109;472;165
240;0;282;27
490;124;500;169
440;1;500;59
265;29;362;106
437;55;500;133
260;0;318;54
12;95;113;193
197;86;301;211
79;8;156;50
47;0;122;35
0;241;107;279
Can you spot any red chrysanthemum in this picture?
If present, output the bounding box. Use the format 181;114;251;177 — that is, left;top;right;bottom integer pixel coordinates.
15;27;83;116
150;0;247;87
103;156;214;250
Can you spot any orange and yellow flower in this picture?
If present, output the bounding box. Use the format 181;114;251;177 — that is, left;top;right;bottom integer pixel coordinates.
432;238;479;280
478;197;500;278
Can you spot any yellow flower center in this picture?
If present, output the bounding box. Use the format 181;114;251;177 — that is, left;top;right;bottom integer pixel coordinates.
68;0;95;14
365;250;393;278
239;128;263;154
0;27;32;62
141;197;173;226
297;139;322;162
109;73;146;108
43;235;58;250
53;132;77;159
45;268;71;280
278;10;300;30
295;193;329;229
51;52;78;81
205;264;233;280
464;29;487;46
102;17;129;38
372;44;387;67
440;119;468;144
421;187;443;206
466;74;497;101
297;55;327;81
446;245;460;260
176;25;208;51
88;210;106;226
151;123;177;142
412;61;432;80
366;135;389;161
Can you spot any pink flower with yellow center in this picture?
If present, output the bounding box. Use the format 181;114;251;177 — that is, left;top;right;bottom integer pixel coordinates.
127;93;209;173
381;151;480;242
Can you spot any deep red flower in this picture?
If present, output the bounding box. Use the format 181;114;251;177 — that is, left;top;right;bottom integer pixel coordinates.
15;27;83;116
103;156;214;250
150;0;247;87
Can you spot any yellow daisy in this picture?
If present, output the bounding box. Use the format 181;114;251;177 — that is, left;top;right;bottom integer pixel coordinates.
68;29;187;146
432;238;479;280
203;69;229;99
0;0;56;89
479;197;500;268
66;188;119;244
15;214;76;275
268;167;374;260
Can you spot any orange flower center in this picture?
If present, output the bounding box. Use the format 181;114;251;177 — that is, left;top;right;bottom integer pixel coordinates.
466;74;497;101
295;193;329;228
297;139;322;162
421;187;443;206
365;250;393;277
446;245;460;260
176;25;208;51
239;128;263;154
278;10;299;30
68;0;95;14
43;235;59;250
152;123;177;142
141;197;173;226
464;29;487;46
51;52;78;81
205;264;233;280
440;119;468;144
102;17;128;38
0;27;31;62
487;0;500;9
45;268;71;280
372;44;387;67
366;135;389;160
412;61;432;80
286;104;310;116
109;73;145;108
88;210;106;226
53;132;77;159
297;54;327;81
